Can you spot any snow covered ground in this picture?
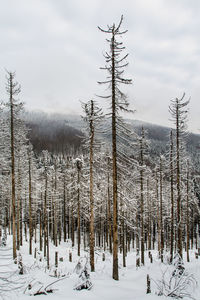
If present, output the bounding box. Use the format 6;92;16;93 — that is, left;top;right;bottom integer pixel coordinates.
1;236;200;300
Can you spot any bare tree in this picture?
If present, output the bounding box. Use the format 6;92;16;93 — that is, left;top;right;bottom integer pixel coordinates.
6;71;21;260
169;93;189;258
76;158;82;257
28;145;33;255
82;100;103;271
98;15;132;280
169;130;174;263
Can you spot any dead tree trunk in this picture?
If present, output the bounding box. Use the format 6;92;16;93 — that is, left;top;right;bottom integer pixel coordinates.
147;178;152;250
89;100;95;272
170;130;174;263
140;128;145;265
44;168;48;258
159;157;164;263
98;15;132;280
63;173;67;242
107;156;112;254
17;162;21;250
176;101;182;258
186;160;190;262
76;159;82;256
28;151;32;255
169;94;189;258
7;72;20;260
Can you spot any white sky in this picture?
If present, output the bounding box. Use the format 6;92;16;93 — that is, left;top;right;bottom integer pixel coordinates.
0;0;199;133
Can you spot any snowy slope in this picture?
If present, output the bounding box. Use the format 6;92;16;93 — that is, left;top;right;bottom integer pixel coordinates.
1;236;200;300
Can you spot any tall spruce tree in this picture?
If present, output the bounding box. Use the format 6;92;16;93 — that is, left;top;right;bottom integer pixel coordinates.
98;15;132;280
82;100;103;271
169;93;189;258
5;71;22;260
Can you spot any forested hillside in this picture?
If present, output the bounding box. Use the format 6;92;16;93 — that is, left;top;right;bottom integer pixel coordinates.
24;112;83;154
24;111;200;174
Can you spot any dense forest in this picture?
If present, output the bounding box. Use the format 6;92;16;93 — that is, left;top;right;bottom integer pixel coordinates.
0;15;200;299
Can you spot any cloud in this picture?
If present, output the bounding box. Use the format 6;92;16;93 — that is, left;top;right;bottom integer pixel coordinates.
0;0;199;132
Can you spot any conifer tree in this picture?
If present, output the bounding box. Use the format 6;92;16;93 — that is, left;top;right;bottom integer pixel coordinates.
169;130;174;263
6;71;21;260
98;15;132;280
82;100;103;271
169;93;189;258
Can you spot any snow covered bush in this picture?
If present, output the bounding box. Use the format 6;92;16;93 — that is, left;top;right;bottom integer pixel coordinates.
73;258;93;291
74;265;92;291
0;234;6;247
154;254;197;299
17;252;24;275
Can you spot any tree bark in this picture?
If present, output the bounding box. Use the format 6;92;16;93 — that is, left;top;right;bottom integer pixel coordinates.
77;164;81;256
89;100;95;271
29;153;32;255
107;157;112;254
9;73;17;260
186;160;190;262
170;130;174;263
140;129;145;265
111;33;119;280
63;173;66;242
176;100;182;258
159;157;164;263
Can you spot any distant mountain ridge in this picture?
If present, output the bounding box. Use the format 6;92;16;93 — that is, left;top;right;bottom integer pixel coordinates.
24;111;200;168
24;111;84;154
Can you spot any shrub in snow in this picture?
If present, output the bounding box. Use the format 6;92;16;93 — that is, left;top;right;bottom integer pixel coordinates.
49;264;66;278
154;254;197;299
74;258;88;275
18;252;24;275
0;235;6;247
74;264;93;291
74;261;83;274
25;279;54;296
0;248;26;298
171;253;185;277
136;248;140;268
69;251;72;262
25;275;69;296
147;274;151;294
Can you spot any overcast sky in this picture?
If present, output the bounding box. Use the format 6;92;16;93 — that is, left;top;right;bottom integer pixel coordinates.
0;0;199;132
